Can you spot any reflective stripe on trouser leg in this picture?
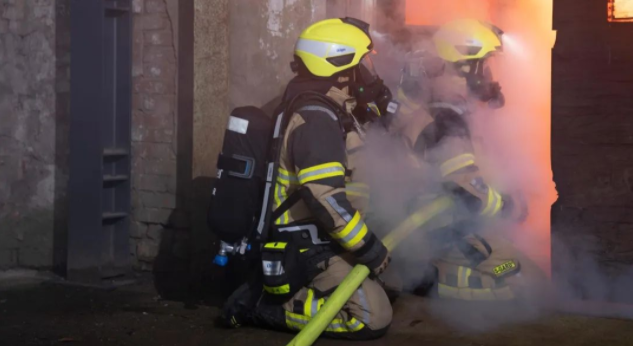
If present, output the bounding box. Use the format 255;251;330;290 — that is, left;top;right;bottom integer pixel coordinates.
356;287;371;325
457;266;472;288
286;289;365;333
438;265;515;301
285;311;365;333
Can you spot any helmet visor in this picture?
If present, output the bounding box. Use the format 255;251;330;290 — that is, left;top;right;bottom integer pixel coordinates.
359;54;379;84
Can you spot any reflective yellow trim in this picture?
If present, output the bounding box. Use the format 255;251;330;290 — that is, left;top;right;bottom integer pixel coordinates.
368;102;381;117
286;311;365;333
331;212;361;240
457;266;472;288
304;289;325;318
481;187;503;217
440;153;476;177
346;224;368;250
264;284;290;295
330;212;368;250
305;289;315;317
491;189;503;215
264;242;288;250
278;167;299;185
273;182;290;225
298;162;345;184
300;249;309;253
285;311;309;331
345;182;370;199
326;317;365;332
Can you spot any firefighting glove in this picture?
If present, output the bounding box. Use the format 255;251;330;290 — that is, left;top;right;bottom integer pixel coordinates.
372;252;392;276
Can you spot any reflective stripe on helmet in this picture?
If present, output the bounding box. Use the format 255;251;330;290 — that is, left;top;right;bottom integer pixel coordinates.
296;38;356;58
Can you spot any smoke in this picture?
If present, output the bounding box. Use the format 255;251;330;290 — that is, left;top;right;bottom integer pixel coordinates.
311;0;576;332
361;0;633;331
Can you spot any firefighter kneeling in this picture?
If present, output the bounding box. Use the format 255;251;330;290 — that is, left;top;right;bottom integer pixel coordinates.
389;19;543;301
221;18;394;340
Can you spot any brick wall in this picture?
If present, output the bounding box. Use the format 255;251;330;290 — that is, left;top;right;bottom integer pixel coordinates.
130;0;180;270
552;0;633;303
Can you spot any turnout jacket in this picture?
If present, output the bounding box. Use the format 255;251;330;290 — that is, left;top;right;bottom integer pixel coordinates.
393;90;512;218
271;85;387;270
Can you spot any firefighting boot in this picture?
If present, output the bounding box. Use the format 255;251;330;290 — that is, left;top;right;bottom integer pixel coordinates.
221;280;263;328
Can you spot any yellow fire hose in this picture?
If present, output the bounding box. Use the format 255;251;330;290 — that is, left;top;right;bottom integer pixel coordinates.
285;196;454;346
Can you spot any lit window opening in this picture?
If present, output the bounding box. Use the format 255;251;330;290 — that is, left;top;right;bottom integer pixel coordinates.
608;0;633;22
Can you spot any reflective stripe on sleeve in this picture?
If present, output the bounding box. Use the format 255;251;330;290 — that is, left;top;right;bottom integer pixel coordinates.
298;162;345;184
480;187;503;217
345;182;370;199
330;211;368;250
440;153;476;177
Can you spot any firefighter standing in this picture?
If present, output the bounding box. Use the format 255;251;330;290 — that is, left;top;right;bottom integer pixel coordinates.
222;18;394;339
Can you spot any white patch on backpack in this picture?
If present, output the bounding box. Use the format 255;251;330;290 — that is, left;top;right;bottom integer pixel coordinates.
228;116;249;134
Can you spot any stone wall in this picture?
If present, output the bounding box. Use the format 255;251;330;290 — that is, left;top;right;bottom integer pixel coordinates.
228;0;326;113
552;0;633;303
129;0;181;270
0;0;64;269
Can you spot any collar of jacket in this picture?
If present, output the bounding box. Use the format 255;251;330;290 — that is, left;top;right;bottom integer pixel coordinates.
325;86;357;115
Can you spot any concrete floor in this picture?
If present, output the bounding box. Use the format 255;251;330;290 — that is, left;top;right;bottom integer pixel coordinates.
1;278;633;346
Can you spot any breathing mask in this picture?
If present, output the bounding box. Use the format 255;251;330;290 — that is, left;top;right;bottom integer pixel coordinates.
456;57;505;109
351;54;399;125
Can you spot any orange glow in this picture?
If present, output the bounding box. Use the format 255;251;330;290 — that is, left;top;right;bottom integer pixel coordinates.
405;1;557;276
405;0;491;26
609;0;633;22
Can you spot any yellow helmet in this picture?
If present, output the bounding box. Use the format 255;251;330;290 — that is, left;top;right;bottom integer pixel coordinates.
294;18;374;77
433;19;503;63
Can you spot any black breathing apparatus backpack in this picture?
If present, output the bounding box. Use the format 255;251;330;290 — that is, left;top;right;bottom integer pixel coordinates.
207;92;352;267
